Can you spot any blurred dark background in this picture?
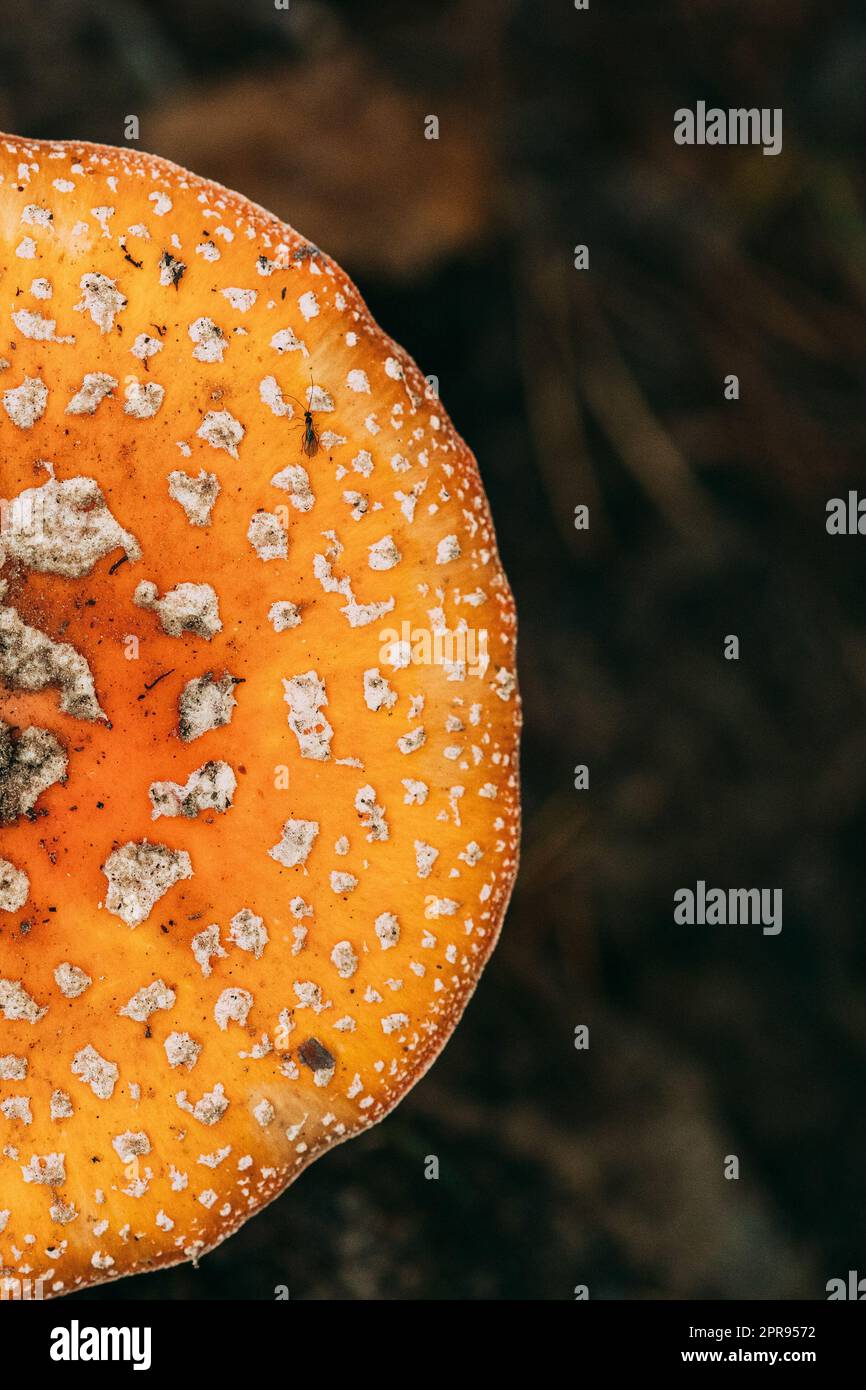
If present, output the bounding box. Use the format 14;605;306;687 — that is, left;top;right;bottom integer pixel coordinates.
5;0;866;1299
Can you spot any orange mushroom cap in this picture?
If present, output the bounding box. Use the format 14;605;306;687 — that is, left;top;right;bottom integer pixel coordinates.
0;134;520;1295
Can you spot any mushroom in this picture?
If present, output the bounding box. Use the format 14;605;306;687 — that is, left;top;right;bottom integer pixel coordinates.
0;134;520;1295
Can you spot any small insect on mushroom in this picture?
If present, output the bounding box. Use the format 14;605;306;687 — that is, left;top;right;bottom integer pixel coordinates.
285;372;323;459
299;399;320;458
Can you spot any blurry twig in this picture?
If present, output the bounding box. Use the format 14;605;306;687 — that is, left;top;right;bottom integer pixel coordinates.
513;242;606;555
574;294;728;555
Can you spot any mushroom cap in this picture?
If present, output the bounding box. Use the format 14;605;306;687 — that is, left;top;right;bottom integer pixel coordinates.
0;134;520;1295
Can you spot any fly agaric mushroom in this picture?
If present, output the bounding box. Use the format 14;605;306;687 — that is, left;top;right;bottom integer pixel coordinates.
0;134;519;1295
